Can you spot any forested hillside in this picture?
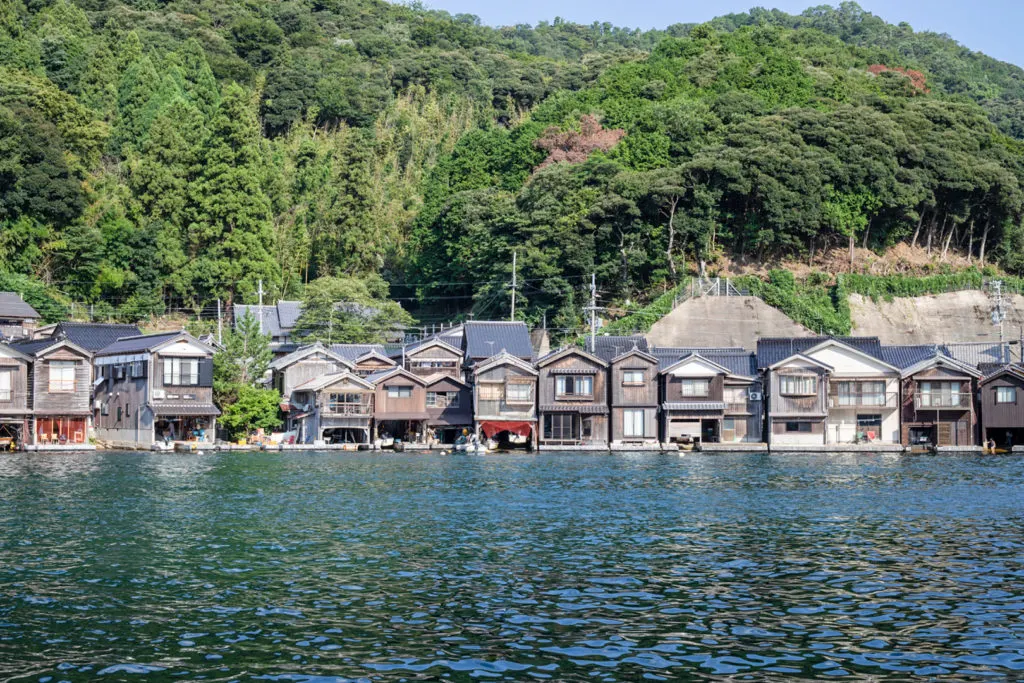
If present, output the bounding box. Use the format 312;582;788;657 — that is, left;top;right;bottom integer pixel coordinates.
2;0;1024;337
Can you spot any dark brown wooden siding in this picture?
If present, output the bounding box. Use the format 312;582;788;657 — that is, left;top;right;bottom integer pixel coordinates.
981;373;1024;431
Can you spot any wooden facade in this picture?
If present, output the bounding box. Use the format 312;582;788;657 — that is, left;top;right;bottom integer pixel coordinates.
473;352;538;448
900;357;980;448
371;367;429;444
289;372;375;445
0;344;31;447
29;341;92;446
979;366;1024;447
608;349;659;445
659;353;762;445
424;374;473;444
535;347;609;448
405;340;463;379
765;355;831;446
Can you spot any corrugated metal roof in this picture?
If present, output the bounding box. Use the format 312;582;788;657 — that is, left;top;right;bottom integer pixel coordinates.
755;336;883;368
464;321;533;360
54;322;142;352
97;331;186;355
0;292;40;320
590;335;649;361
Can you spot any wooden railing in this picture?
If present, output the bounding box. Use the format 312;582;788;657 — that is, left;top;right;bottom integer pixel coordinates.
914;393;973;409
828;392;898;409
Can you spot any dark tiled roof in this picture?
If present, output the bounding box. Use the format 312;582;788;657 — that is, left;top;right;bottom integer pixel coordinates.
330;344;387;361
755;336;883;368
234;301;303;339
702;350;758;378
0;292;40;320
96;331;186;355
879;344;942;370
53;322;142;352
980;363;1024;380
590;335;649;361
8;338;58;356
652;346;747;371
945;342;1014;368
464;321;533;360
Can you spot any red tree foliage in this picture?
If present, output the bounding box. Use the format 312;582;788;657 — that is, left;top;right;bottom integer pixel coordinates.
534;115;626;169
867;64;930;93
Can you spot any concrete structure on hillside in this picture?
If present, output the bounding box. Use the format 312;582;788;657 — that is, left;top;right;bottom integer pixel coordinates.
647;296;812;349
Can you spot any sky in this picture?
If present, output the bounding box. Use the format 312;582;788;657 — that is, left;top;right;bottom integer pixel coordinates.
422;0;1024;67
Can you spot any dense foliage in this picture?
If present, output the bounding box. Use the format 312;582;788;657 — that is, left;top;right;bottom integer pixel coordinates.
3;0;1024;335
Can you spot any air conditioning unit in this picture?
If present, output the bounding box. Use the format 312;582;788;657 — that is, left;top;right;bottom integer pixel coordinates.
749;391;762;401
94;399;103;410
153;389;166;399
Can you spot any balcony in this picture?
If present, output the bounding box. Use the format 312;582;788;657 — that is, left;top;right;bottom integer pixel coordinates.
828;392;898;409
725;402;750;414
914;393;972;410
322;402;373;416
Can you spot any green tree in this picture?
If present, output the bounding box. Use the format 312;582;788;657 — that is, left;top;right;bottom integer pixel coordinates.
218;385;282;440
294;274;415;343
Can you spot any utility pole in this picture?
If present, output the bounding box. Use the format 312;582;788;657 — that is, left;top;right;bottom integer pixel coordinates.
991;279;1007;361
510;250;517;322
589;273;597;353
257;279;265;335
217;299;223;345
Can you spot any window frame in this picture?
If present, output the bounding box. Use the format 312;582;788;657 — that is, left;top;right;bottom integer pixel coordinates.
162;358;199;386
622;409;645;438
780;375;817;397
680;378;710;397
0;369;11;401
426;391;460;409
622;370;645;385
48;360;76;393
785;421;812;433
386;385;413;399
505;382;534;404
555;375;594;398
996;386;1017;405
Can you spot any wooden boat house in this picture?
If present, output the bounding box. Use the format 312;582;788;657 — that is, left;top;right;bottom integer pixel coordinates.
535;346;609;448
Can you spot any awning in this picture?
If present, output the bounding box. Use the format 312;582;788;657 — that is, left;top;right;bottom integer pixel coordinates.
662;402;725;411
539;404;609;414
376;412;429;421
93;376;106;389
549;368;598;375
428;415;473;427
479;420;534;438
279;402;291;412
153;404;221;417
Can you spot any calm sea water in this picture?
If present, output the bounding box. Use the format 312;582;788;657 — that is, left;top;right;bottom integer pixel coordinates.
1;452;1023;682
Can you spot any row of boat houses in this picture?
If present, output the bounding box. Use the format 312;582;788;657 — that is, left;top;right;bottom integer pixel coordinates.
1;293;1023;452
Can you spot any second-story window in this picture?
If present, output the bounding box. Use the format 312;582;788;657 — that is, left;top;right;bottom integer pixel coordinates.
996;386;1017;404
387;385;412;398
780;375;816;396
0;370;11;401
163;358;199;386
329;393;364;412
48;361;76;393
426;391;460;408
556;376;593;397
622;370;644;385
681;379;709;397
478;383;503;401
506;382;533;403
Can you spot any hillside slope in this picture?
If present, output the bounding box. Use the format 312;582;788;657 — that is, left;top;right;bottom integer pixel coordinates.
849;291;1024;345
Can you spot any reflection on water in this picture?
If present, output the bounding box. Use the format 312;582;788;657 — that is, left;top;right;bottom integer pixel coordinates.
0;451;1023;681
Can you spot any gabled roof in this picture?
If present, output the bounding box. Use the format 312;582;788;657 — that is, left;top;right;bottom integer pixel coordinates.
980;364;1024;383
800;338;900;373
10;337;91;359
0;292;40;320
330;343;388;362
51;322;142;352
96;331;213;356
535;345;608;368
364;366;426;385
268;342;353;371
756;336;883;368
590;335;649;361
768;353;834;372
660;352;733;377
945;342;1016;368
899;352;983;379
610;347;659;365
404;337;462;357
464;321;533;360
293;370;374;392
356;349;397;365
423;373;469;387
652;346;748;372
0;342;33;363
473;350;538;376
880;344;939;370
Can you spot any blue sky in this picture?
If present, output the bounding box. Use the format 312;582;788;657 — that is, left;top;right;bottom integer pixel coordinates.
423;0;1024;67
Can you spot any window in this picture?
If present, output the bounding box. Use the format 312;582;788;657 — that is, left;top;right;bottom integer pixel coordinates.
130;361;145;378
837;381;885;406
411;359;457;370
117;406;123;422
556;375;593;397
622;370;644;385
506;382;533;403
623;409;645;437
780;375;816;396
681;379;709;397
101;402;109;416
48;361;76;393
543;413;577;440
785;422;812;433
387;385;412;399
857;414;882;430
0;370;10;401
478;383;503;401
125;402;131;418
919;381;961;408
163;358;199;386
329;393;365;412
996;386;1017;404
581;417;594;439
426;391;460;408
